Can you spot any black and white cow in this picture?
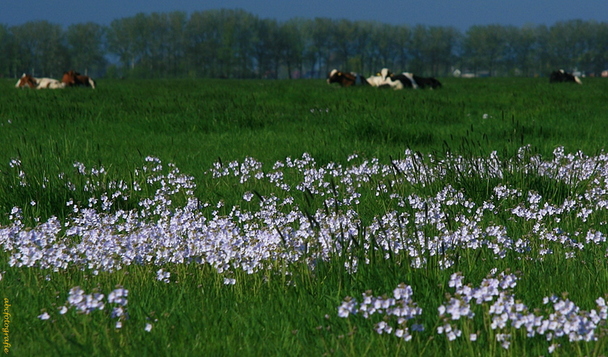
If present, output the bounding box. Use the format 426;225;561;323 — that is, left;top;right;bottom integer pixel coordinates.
366;69;391;87
549;69;582;84
379;68;442;90
327;69;369;87
413;75;443;89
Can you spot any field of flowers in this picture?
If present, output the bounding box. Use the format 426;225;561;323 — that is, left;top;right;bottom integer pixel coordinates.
1;77;608;356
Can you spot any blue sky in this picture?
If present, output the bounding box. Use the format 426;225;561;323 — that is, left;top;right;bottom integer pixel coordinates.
2;0;605;31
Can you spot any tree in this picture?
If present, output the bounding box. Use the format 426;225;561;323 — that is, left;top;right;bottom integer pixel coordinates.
165;12;188;77
304;18;336;78
332;19;356;71
502;25;539;76
106;14;149;75
186;10;223;77
584;22;608;75
370;23;394;72
252;18;277;78
231;10;258;78
185;9;257;78
0;24;17;77
135;12;188;78
418;26;460;76
10;21;69;77
463;25;508;76
349;21;374;75
562;20;607;75
4;9;607;79
545;20;592;72
66;22;107;76
280;19;305;78
393;25;412;72
142;13;168;76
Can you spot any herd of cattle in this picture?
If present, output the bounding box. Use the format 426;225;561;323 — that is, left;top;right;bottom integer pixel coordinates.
327;68;583;88
15;71;96;89
328;68;443;89
14;68;582;90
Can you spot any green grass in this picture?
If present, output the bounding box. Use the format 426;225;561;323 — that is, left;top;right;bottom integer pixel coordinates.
2;77;607;219
3;77;607;167
1;77;608;356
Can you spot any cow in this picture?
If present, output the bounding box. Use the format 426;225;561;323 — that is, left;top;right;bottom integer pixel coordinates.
62;70;96;88
413;75;443;89
367;68;392;87
387;72;420;89
366;74;387;87
549;69;582;84
327;69;369;87
15;73;65;89
378;68;442;90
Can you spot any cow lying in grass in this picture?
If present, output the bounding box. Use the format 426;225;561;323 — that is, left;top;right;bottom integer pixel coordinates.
327;69;369;87
379;68;442;90
367;69;392;88
62;70;97;89
549;69;582;84
15;73;65;89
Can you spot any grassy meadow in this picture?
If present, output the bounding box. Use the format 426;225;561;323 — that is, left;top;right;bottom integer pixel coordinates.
1;76;608;356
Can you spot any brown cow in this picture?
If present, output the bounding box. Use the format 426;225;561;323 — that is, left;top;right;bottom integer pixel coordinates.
327;69;370;87
62;70;96;89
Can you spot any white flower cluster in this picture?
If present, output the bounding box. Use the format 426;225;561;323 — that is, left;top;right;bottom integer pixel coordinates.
39;286;129;329
338;270;608;353
338;283;423;341
8;158;27;186
439;270;608;351
156;269;171;283
65;286;107;314
2;146;608;277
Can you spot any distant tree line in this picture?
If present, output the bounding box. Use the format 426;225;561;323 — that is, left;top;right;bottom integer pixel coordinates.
1;9;607;79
